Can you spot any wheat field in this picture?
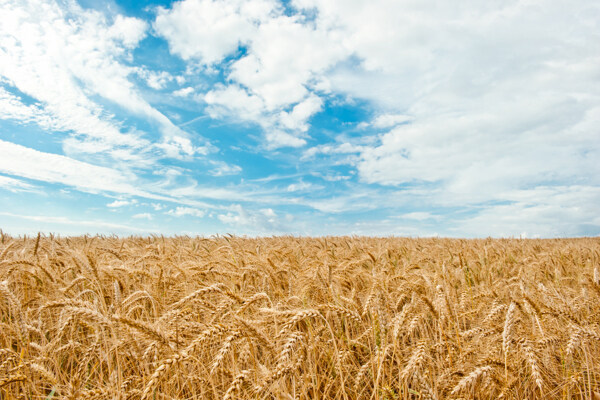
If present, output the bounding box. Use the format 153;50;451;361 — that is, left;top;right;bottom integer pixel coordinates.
0;233;599;399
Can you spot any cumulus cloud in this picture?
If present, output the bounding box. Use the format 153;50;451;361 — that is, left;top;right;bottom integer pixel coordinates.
154;0;277;64
204;0;596;235
300;0;600;221
264;130;307;149
173;87;194;97
108;14;148;48
278;95;323;132
204;84;266;122
155;0;347;148
135;68;174;90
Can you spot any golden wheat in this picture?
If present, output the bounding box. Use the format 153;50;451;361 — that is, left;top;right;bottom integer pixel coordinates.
0;235;598;398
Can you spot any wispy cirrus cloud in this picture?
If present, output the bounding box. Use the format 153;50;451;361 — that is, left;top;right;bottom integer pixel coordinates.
0;211;158;234
0;175;36;193
0;0;205;162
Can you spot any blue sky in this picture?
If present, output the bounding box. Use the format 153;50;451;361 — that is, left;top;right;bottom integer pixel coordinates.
0;0;599;237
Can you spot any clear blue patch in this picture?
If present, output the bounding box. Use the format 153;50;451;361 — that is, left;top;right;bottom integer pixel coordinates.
0;120;66;155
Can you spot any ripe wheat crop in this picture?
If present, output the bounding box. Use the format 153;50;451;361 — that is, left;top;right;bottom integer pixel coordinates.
0;233;599;399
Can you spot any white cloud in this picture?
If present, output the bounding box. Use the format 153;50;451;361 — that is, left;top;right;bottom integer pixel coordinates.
217;204;283;233
107;199;137;208
156;0;348;149
0;175;35;193
227;15;346;109
301;142;363;160
173;87;194;97
452;186;600;237
261;208;276;218
136;68;174;90
264;130;306;149
154;0;277;64
296;189;381;214
108;14;148;48
0;139;139;195
318;173;351;182
298;0;600;214
401;212;438;221
0;0;201;161
0;87;44;124
278;95;323;132
203;83;312;148
205;84;266;121
0;211;156;234
151;203;165;211
0;85;146;157
208;161;242;176
357;99;599;194
157;0;600;182
132;213;153;220
368;113;413;129
286;181;318;192
167;206;205;218
0;140;194;206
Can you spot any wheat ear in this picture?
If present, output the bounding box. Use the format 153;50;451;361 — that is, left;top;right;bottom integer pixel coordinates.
223;370;250;400
451;365;493;395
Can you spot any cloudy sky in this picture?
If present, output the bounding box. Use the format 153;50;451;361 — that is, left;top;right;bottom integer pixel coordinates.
0;0;598;237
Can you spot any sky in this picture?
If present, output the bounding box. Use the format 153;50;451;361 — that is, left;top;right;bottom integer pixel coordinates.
0;0;599;237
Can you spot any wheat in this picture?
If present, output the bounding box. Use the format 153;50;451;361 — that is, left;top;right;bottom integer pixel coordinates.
320;303;362;324
169;283;226;309
451;365;493;395
279;309;321;335
211;330;242;373
400;340;427;381
141;352;185;400
223;369;250;400
0;374;26;388
277;331;305;366
112;314;171;345
0;235;598;399
520;339;543;392
502;301;517;377
237;292;270;314
257;352;305;394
